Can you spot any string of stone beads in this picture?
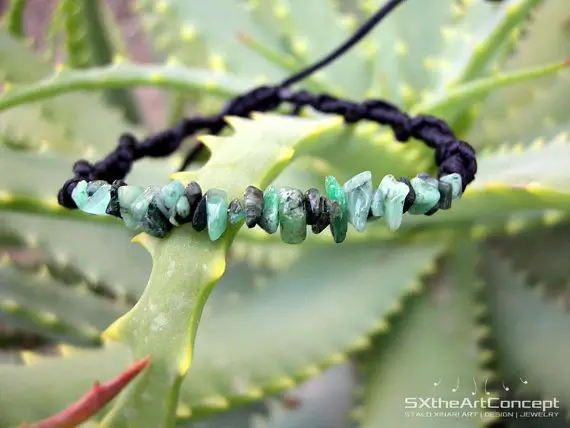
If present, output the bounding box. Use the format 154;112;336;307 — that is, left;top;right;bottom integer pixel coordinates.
71;171;462;244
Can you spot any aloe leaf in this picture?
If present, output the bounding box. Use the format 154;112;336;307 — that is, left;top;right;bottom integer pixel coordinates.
0;63;255;113
0;145;175;299
415;58;569;120
2;0;26;38
0;342;131;427
251;364;356;428
358;0;456;106
466;0;570;147
0;261;126;346
282;0;372;98
61;0;142;123
0;28;142;154
488;220;570;296
398;135;570;231
135;0;286;81
355;242;496;427
440;0;544;87
98;114;343;427
481;246;570;408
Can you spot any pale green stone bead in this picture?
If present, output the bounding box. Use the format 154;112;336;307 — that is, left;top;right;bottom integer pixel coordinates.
82;185;111;215
205;189;228;241
408;175;440;215
343;171;373;232
369;185;385;219
379;174;409;231
172;197;191;226
117;185;144;230
71;180;89;209
440;173;463;199
157;180;186;218
278;187;307;244
325;176;348;243
259;186;279;234
131;185;161;222
87;180;107;196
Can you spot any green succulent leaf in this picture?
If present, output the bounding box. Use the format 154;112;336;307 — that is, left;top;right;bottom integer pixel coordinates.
488;220;570;296
135;0;286;81
177;240;441;420
0;342;132;427
0;27;141;154
0;260;126;346
0;63;254;114
481;246;570;408
467;0;570;147
2;0;26;38
356;242;495;427
99;114;343;427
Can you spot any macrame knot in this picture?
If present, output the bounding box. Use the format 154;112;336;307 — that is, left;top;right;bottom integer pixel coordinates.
72;159;93;178
222;86;281;117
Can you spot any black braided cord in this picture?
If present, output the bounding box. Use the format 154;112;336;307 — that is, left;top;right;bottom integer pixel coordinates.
57;0;477;210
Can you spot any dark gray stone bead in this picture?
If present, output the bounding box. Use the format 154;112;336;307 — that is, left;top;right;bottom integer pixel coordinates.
304;188;321;225
142;198;173;238
192;197;208;231
106;179;127;218
311;197;330;234
397;177;416;213
437;180;453;210
244;185;263;228
185;181;203;214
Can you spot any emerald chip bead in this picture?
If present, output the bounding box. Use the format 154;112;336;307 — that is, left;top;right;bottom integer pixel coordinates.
325;176;348;243
259;186;279;234
343;171;373;233
131;185;161;222
173;196;191;225
378;174;409;231
278;187;307;244
82;184;111;215
440;173;463;199
118;185;144;230
408;174;440;215
156;180;185;218
71;180;88;209
228;198;245;224
205;189;228;241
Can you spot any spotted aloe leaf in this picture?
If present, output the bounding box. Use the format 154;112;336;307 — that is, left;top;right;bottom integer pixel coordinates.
467;0;570;147
0;28;142;155
355;242;496;427
481;247;570;408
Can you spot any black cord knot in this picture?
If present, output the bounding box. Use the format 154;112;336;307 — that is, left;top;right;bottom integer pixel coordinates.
72;159;93;178
58;177;82;209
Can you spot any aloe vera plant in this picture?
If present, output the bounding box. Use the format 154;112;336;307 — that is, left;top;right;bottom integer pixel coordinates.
1;0;570;427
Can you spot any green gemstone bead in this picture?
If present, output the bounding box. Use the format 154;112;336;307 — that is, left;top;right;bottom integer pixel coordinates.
228;199;245;224
259;186;279;234
440;173;463;199
131;185;161;222
156;180;185;218
408;175;440;215
117;185;144;229
379;174;409;231
87;180;107;196
205;189;228;241
437;180;453;210
325;176;349;242
82;184;112;215
171;196;191;226
369;185;385;219
329;200;347;243
278;187;307;244
343;171;373;233
142;200;172;238
71;180;89;209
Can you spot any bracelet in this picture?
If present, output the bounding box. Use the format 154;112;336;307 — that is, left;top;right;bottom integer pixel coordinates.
56;0;477;244
70;171;463;243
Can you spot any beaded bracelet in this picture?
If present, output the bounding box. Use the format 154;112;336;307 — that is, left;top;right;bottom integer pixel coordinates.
70;171;463;243
57;0;478;244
